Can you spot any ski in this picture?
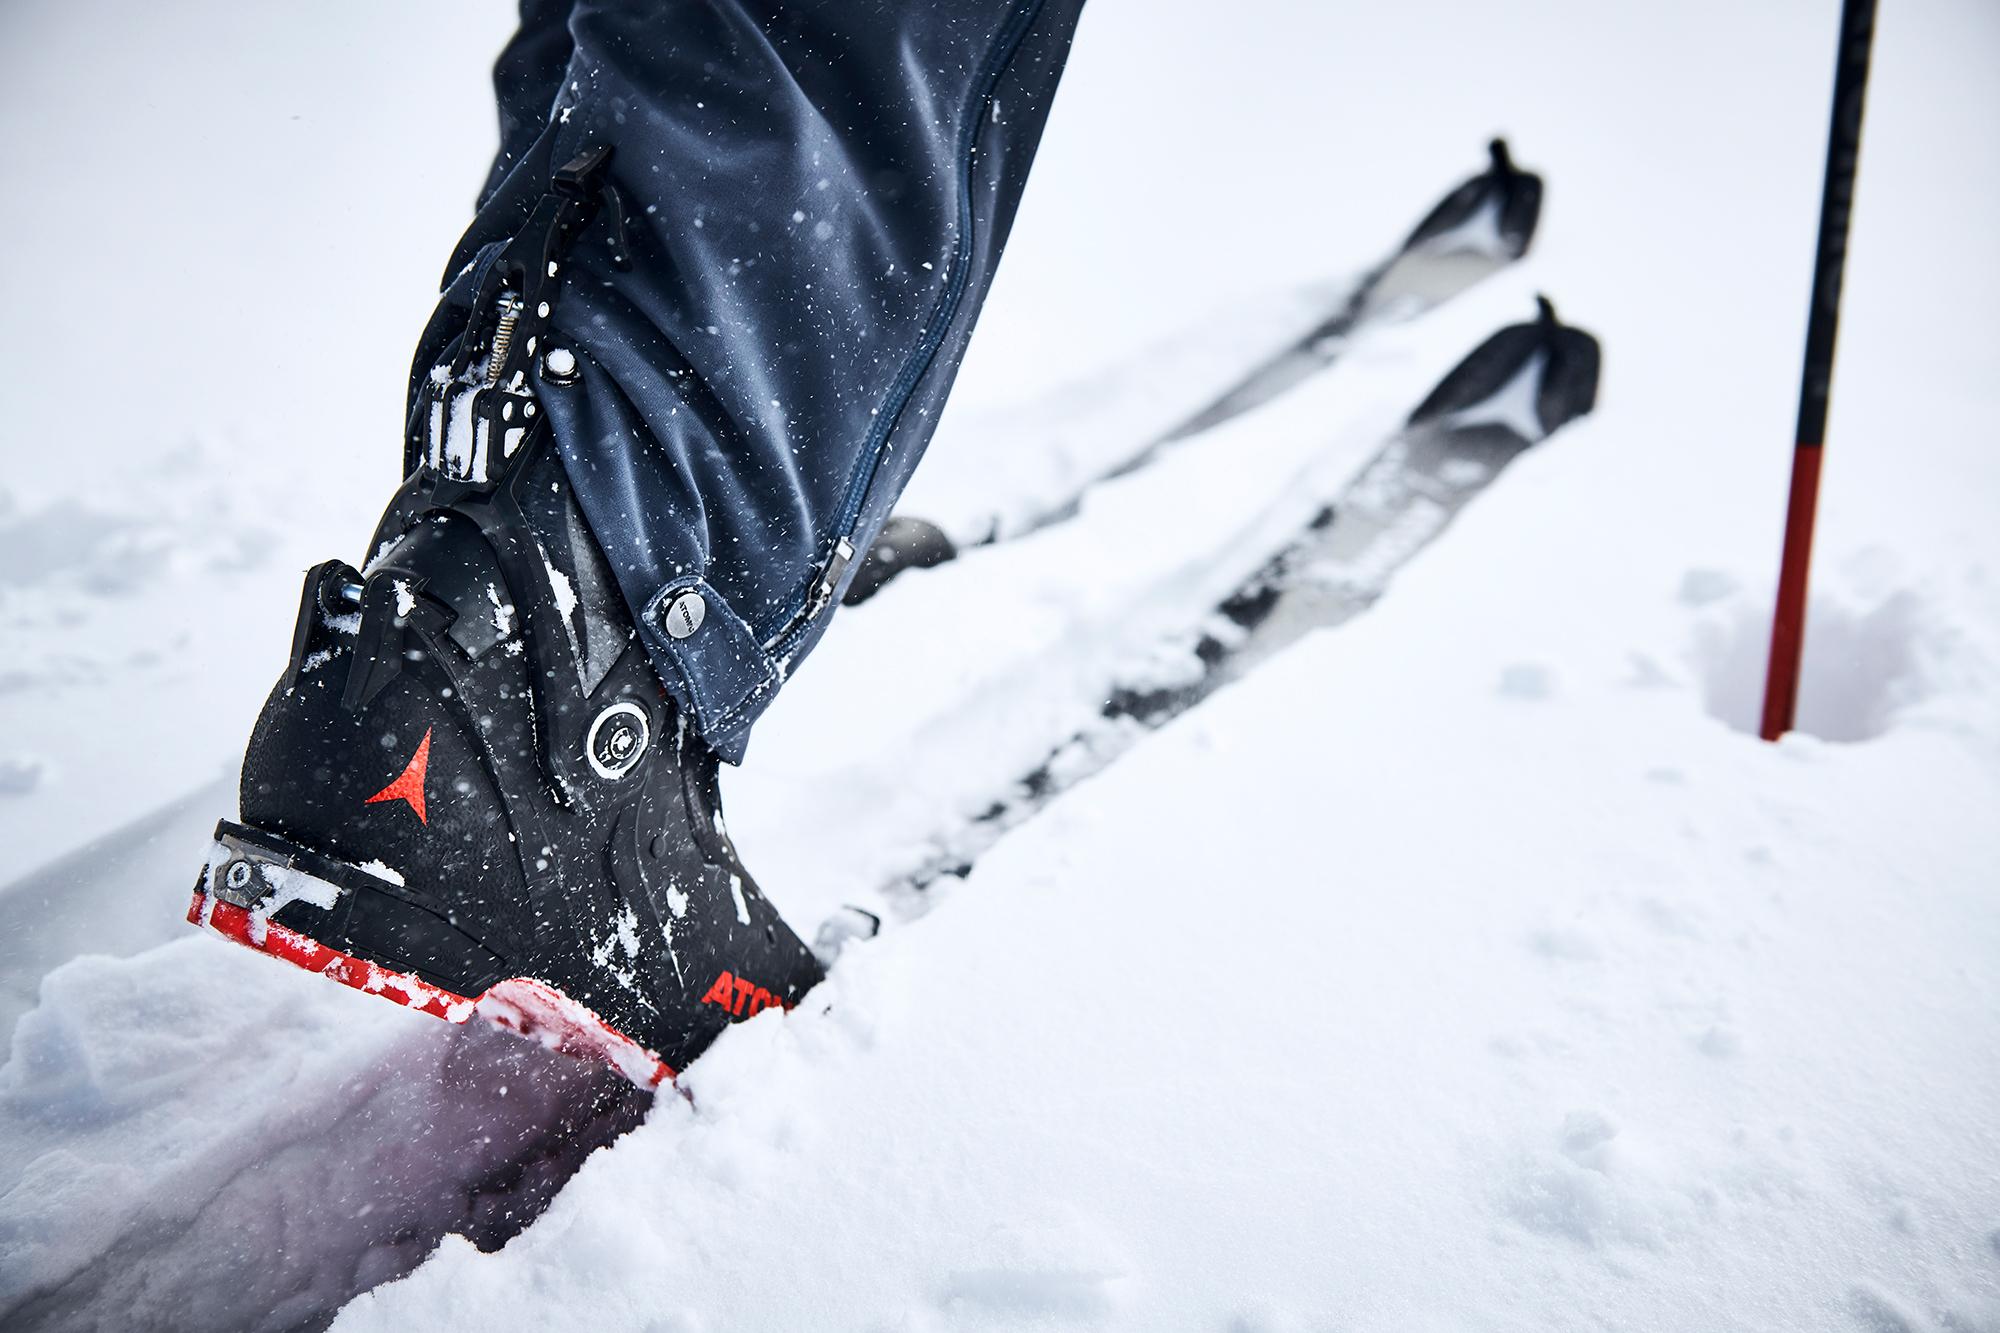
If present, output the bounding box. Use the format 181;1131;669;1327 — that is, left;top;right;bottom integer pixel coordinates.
846;296;1601;902
1129;295;1600;715
842;138;1545;605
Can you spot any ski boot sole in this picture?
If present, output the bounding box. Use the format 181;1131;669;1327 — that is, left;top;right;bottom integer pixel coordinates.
188;821;674;1089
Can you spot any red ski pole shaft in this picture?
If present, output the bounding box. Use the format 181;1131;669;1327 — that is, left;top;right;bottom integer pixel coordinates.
1761;0;1877;742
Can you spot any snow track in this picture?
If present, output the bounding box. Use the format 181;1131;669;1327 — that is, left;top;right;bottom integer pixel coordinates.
2;953;645;1332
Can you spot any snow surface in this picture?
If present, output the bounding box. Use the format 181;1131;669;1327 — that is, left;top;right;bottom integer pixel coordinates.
3;0;1999;1330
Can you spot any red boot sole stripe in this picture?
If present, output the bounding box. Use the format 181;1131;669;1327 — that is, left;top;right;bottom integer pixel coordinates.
188;891;674;1089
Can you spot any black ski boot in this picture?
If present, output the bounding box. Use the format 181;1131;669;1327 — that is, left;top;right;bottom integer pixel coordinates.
189;150;823;1087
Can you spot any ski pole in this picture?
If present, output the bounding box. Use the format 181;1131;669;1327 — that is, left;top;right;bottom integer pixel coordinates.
1760;0;1878;742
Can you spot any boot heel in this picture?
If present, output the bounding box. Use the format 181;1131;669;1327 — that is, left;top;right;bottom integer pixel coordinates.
192;820;505;1008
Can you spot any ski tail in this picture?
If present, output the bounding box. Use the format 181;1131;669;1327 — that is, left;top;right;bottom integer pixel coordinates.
1408;294;1600;441
1164;137;1546;444
1401;137;1543;262
1166;295;1605;707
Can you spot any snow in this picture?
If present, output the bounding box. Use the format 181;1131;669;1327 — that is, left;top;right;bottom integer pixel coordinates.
486;583;515;637
542;551;579;623
357;859;406;888
3;0;1999;1330
333;651;2000;1331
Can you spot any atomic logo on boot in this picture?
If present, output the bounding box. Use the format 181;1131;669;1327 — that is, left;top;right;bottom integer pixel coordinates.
701;969;792;1019
365;728;432;825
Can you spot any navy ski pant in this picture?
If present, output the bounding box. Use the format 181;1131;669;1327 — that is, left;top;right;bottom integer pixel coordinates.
407;0;1086;761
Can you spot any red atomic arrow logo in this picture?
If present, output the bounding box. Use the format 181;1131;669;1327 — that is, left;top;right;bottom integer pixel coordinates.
365;727;432;825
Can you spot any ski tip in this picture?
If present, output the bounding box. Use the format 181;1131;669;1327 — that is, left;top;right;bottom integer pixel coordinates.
1406;297;1602;443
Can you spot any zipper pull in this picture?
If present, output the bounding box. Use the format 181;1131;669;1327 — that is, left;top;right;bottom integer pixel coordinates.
807;538;856;618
